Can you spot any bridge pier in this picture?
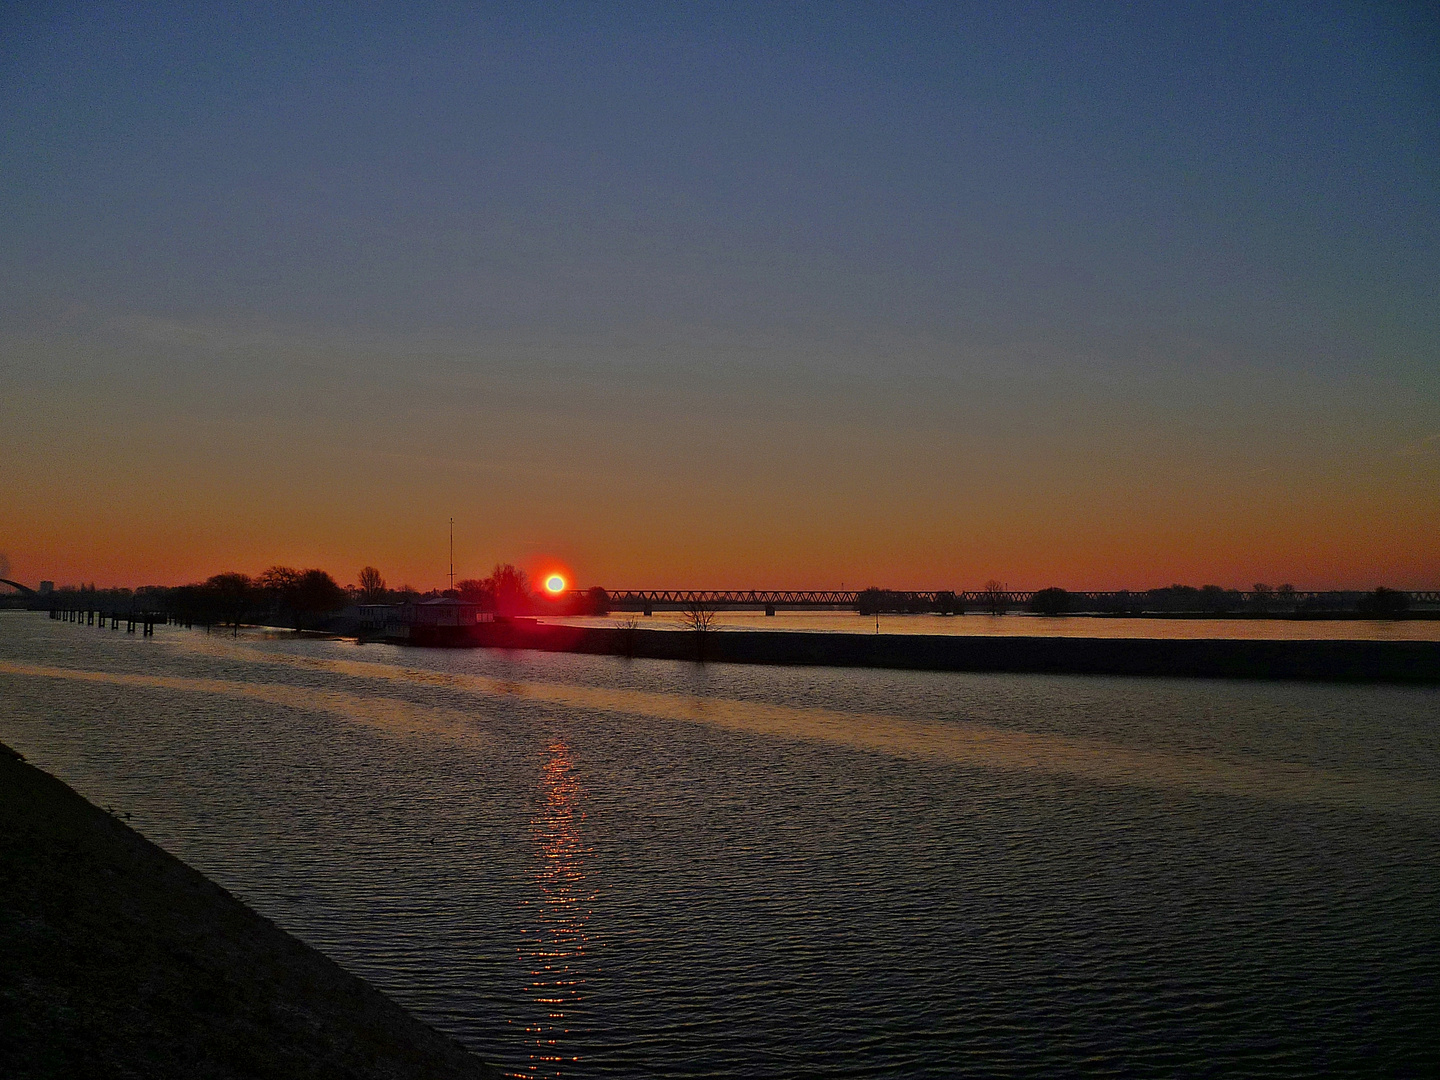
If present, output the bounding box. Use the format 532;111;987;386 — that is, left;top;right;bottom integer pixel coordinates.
766;604;775;616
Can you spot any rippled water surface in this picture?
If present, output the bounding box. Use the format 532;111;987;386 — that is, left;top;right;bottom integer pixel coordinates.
2;612;1438;1077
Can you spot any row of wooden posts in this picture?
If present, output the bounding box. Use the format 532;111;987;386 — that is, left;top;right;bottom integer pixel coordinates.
48;607;167;636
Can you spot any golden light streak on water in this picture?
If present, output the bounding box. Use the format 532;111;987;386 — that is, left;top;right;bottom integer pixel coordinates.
515;738;594;1078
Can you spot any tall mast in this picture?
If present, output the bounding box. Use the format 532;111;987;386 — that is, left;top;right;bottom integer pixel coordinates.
449;518;455;592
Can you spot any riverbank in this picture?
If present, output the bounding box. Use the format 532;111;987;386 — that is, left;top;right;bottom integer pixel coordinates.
0;741;500;1079
401;623;1440;682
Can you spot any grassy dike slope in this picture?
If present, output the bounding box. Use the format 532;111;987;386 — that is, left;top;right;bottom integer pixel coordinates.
0;742;500;1080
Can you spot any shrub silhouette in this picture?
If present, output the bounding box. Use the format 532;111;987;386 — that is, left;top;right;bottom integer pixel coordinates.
1358;587;1409;618
1028;587;1070;615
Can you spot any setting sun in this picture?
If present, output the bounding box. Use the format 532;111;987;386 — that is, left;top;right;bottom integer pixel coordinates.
544;574;566;594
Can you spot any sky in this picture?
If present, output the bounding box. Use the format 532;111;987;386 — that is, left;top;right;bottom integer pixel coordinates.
1;1;1436;591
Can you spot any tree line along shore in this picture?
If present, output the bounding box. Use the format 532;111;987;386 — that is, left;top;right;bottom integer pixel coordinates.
7;561;1427;628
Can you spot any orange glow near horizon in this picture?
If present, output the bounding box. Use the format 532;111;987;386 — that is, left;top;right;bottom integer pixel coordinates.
3;507;1438;595
1;340;1436;594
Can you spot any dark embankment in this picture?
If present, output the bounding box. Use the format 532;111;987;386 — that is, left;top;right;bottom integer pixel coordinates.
445;623;1440;683
0;742;500;1080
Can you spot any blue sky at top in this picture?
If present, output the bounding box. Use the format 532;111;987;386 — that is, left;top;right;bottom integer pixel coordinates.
1;2;1436;586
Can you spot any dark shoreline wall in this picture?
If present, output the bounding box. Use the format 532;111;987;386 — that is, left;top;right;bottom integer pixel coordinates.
407;624;1440;684
0;742;500;1080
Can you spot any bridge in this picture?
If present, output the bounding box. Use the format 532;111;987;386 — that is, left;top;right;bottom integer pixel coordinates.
0;578;35;595
605;590;862;612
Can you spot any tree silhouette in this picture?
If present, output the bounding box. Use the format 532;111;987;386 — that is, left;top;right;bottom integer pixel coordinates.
258;566;343;629
1358;587;1409;618
294;570;345;622
486;564;531;615
204;572;254;634
259;566;302;602
1028;587;1070;615
455;578;489;604
358;566;386;603
682;600;717;659
981;580;1009;615
856;588;887;615
618;614;641;657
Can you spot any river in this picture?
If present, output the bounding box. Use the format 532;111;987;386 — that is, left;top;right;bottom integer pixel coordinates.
2;611;1437;1077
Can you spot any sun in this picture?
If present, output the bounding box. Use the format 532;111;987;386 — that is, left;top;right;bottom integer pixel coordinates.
544;574;566;594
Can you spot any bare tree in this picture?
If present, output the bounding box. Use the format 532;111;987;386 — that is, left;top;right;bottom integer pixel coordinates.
682;601;717;633
682;600;718;659
358;566;387;603
618;614;641;657
981;579;1009;616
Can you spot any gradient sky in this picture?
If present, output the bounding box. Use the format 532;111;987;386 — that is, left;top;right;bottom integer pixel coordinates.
2;2;1437;591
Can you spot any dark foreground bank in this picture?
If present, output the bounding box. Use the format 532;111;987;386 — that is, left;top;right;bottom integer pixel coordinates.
401;622;1440;683
0;742;500;1080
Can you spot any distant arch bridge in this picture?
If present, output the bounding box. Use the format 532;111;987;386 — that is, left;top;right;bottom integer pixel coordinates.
605;589;1042;612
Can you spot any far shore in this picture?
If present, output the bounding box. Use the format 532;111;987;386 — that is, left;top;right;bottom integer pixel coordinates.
375;621;1440;684
14;608;1439;682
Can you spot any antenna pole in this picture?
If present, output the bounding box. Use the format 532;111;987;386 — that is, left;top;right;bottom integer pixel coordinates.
449;518;455;592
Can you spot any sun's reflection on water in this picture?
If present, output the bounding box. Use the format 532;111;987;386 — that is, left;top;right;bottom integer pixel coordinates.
516;739;595;1078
